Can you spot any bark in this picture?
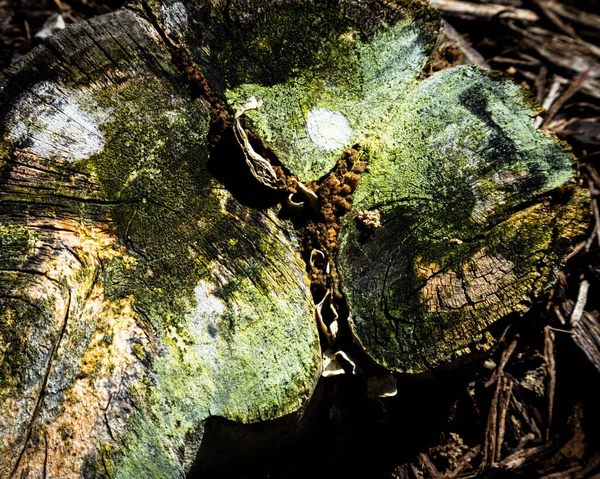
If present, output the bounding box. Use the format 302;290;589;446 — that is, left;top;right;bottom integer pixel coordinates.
0;0;589;476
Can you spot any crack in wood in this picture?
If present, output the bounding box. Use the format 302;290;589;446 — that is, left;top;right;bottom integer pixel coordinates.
8;258;101;477
10;290;72;477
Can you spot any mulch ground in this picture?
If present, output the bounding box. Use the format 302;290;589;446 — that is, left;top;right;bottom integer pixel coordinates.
1;0;599;477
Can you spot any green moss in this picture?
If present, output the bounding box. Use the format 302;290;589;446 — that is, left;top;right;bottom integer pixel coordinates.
79;74;319;476
209;1;440;181
0;221;52;394
354;67;575;215
1;2;590;475
0;224;40;264
0;139;11;160
338;66;588;373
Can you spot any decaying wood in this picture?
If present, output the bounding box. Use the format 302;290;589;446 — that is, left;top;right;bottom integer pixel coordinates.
337;63;587;372
0;0;593;476
0;7;320;477
390;0;599;477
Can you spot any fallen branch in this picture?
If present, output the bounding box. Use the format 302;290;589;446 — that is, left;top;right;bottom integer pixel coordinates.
431;0;539;22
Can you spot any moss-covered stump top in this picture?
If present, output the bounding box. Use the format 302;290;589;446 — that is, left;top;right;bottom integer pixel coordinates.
337;67;588;373
148;0;588;373
0;0;591;476
150;0;440;182
150;0;587;373
0;10;319;478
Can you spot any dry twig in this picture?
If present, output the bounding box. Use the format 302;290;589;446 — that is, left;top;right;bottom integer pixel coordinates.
544;326;556;441
431;0;539;22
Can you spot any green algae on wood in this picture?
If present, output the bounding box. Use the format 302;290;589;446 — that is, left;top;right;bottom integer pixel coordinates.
338;66;588;373
0;0;592;477
150;0;588;374
0;9;319;478
148;0;440;182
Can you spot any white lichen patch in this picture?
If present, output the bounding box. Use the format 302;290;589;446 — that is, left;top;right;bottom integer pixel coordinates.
193;279;224;363
359;22;427;94
306;108;353;152
159;1;188;39
6;81;105;162
194;280;226;317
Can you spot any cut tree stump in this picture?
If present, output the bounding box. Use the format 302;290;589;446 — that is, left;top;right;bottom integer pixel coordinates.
0;0;589;477
0;9;320;478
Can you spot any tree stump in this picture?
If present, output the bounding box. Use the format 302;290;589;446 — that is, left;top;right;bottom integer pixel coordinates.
0;9;320;478
0;0;588;477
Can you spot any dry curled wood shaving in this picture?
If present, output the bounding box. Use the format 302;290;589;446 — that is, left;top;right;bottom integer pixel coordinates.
286;180;319;209
233;96;282;190
286;192;304;208
315;289;340;344
322;349;357;377
309;249;325;274
295;180;319;206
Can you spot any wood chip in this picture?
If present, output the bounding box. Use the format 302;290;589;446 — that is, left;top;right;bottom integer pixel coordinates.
535;77;562;128
442;20;491;69
417;453;442;478
570;280;590;326
443;445;481;478
485;340;517;387
496;376;514;462
542;1;600;31
542;70;592;128
498;444;550;470
533;0;580;41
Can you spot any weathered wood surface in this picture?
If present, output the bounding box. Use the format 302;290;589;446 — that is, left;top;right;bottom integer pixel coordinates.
0;9;319;478
146;0;587;372
338;67;588;372
149;0;440;182
0;0;590;477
